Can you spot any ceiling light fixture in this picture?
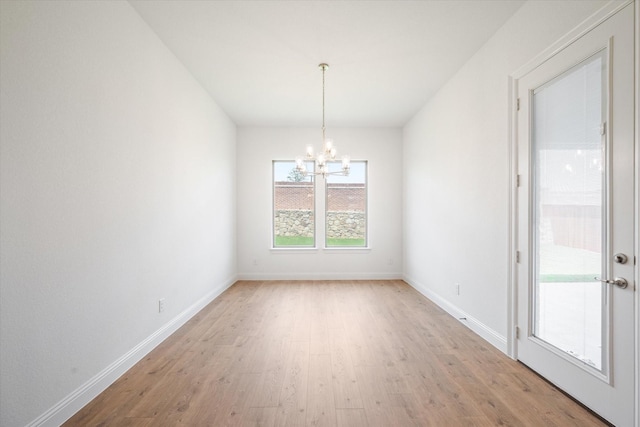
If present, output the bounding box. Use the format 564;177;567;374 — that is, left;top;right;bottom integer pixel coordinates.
296;63;350;179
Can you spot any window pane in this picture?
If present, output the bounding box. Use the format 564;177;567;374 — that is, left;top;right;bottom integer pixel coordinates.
532;51;606;370
326;161;367;247
273;161;315;247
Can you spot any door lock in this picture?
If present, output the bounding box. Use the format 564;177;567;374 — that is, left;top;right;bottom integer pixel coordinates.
613;253;628;264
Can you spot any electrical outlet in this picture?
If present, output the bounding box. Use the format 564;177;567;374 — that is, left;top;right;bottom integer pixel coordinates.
158;298;165;313
455;283;460;296
388;258;394;266
252;258;258;266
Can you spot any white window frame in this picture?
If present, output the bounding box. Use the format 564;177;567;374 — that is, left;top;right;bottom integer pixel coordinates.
324;160;368;249
272;160;316;249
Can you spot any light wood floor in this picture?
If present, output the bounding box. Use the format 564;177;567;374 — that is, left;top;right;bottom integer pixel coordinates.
65;280;607;426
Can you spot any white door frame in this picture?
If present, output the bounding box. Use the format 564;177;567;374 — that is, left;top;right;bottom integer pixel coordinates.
507;0;638;424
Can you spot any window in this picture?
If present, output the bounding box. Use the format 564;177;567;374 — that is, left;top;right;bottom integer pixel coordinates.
325;161;367;247
272;160;315;247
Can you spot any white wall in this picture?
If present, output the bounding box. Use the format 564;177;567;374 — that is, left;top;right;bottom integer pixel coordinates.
237;127;402;279
0;2;236;425
402;0;610;350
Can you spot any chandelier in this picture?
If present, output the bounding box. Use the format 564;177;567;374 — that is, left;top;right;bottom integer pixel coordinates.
295;63;350;179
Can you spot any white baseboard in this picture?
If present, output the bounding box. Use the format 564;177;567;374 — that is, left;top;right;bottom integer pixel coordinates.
27;275;237;427
403;274;507;354
236;272;403;281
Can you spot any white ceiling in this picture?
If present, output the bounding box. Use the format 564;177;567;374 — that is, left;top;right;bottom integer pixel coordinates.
129;1;525;127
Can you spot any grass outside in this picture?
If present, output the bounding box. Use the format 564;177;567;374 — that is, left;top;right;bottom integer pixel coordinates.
274;236;366;247
326;238;366;247
539;274;598;283
275;236;314;247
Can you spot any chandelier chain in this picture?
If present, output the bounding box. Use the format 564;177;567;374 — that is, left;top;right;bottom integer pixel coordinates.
322;64;326;142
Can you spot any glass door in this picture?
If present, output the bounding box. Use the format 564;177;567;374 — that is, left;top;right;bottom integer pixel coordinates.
515;4;635;426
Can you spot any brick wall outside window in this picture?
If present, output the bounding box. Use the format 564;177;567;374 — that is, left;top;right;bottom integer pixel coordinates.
274;182;365;211
326;183;366;211
274;181;314;210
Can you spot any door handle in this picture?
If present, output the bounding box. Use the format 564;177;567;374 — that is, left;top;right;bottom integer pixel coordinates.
594;277;628;289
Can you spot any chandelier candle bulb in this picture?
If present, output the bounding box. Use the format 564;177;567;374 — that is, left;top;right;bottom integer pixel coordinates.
342;155;350;169
324;138;333;152
295;157;306;173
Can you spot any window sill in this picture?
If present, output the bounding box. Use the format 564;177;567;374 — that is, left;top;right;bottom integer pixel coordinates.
323;247;371;253
270;247;319;254
269;247;371;254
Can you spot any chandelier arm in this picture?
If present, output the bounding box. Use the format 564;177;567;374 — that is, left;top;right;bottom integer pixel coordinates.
305;169;349;177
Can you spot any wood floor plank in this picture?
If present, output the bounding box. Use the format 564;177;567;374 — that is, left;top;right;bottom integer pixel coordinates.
63;280;608;427
306;354;337;426
250;338;292;407
117;418;156;426
308;287;331;356
329;333;364;409
335;408;368;427
209;373;264;426
243;407;277;427
436;352;526;426
354;365;403;427
274;339;309;426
